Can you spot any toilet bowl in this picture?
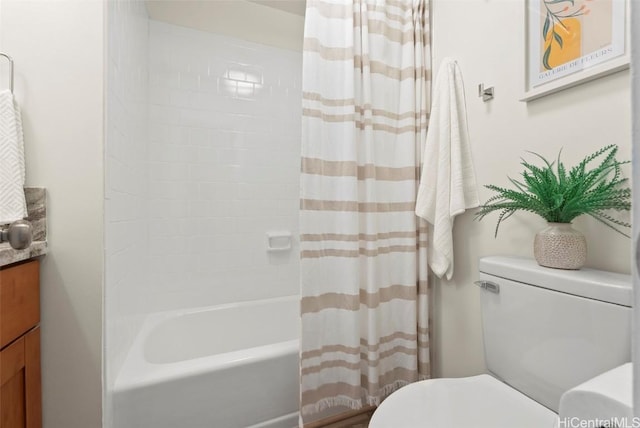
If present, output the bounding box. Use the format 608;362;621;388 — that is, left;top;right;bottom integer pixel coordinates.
370;256;632;427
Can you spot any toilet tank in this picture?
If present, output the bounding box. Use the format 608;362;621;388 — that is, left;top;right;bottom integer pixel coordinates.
478;256;632;413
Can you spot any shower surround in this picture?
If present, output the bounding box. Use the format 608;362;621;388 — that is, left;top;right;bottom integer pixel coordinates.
146;21;301;313
105;8;302;427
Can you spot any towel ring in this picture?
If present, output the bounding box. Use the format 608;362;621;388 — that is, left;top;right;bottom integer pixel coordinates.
0;53;14;93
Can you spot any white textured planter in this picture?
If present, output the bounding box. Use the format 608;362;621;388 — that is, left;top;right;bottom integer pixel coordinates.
533;222;587;270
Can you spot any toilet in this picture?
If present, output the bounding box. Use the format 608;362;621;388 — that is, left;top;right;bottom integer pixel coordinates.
370;256;632;427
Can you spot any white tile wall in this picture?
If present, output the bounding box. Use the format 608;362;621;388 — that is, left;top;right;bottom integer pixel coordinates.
104;0;149;423
105;17;301;423
146;21;301;312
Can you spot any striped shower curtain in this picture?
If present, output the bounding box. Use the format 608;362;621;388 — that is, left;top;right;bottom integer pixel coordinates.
300;0;431;422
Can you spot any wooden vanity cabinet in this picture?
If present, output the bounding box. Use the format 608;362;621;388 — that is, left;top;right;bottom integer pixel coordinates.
0;260;41;428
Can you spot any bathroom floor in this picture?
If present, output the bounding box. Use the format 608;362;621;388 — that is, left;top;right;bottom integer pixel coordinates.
312;409;374;428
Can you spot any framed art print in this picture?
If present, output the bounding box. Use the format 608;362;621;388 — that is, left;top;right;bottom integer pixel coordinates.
522;0;629;101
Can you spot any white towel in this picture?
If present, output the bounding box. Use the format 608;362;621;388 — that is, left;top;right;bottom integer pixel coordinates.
0;89;26;225
415;58;479;280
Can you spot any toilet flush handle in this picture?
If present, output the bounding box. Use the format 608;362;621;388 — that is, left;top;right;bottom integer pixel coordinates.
474;280;500;294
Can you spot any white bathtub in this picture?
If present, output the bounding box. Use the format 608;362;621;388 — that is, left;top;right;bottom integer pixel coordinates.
113;296;300;428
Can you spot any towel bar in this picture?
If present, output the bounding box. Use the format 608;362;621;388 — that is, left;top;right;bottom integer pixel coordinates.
0;53;14;93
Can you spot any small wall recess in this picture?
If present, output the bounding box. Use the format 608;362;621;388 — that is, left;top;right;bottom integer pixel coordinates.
266;231;292;252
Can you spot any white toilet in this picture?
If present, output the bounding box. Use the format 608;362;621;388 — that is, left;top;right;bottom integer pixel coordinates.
370;256;632;428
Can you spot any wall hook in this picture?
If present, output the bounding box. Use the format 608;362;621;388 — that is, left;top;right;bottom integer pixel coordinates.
478;83;494;102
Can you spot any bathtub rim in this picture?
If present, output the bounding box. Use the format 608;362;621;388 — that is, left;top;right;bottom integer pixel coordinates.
114;294;300;393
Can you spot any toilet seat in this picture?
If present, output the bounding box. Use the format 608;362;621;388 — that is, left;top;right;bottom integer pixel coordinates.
369;374;557;428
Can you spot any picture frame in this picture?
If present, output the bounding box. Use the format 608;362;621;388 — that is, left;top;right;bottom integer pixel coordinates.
521;0;629;102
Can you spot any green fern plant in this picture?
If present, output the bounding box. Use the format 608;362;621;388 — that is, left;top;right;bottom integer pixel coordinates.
475;145;631;237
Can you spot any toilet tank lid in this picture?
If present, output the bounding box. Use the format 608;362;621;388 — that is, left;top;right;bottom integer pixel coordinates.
479;256;632;307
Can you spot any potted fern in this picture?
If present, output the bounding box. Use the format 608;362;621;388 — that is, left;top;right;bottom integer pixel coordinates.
475;145;631;270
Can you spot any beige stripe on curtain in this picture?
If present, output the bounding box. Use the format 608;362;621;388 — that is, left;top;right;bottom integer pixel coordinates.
300;0;431;424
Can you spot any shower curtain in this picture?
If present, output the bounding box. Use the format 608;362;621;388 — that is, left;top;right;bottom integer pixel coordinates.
300;0;431;421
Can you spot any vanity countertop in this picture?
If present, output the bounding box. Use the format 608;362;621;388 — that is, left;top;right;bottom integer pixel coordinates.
0;241;47;268
0;187;48;268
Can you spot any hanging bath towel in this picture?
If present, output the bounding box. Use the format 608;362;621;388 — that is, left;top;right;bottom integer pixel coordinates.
0;89;26;224
415;58;479;280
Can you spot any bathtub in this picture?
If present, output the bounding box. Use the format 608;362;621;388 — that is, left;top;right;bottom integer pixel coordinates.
113;296;300;428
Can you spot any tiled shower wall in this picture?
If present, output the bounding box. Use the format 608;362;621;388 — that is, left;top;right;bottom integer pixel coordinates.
146;21;301;312
105;17;302;413
105;0;149;424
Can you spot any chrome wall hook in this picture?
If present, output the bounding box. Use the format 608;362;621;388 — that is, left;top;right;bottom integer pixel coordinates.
478;83;494;102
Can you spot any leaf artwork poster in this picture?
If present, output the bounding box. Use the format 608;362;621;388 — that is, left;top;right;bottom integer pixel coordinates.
528;0;625;88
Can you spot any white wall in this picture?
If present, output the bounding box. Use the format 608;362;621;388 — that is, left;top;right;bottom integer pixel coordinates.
145;21;301;313
431;0;631;379
0;1;104;427
104;1;149;427
146;0;305;51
